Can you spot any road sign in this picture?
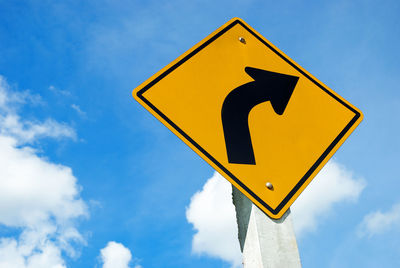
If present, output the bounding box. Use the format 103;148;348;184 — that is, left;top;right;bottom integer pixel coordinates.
132;18;363;219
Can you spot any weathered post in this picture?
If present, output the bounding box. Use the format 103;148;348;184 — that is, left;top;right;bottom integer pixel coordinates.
232;186;301;267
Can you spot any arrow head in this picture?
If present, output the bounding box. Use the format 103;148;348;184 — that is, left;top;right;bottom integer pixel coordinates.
245;67;298;115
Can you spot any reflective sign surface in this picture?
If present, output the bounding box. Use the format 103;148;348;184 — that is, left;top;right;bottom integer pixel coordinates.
133;18;363;219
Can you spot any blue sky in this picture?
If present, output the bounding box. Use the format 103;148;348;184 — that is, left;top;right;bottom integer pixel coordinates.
0;0;399;267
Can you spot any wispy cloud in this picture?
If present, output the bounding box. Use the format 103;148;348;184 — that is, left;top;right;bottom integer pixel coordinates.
0;77;43;111
48;85;71;97
0;115;76;143
357;203;400;238
71;104;87;118
0;77;76;144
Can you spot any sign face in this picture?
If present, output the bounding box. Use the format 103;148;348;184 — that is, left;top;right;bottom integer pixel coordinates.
132;18;363;219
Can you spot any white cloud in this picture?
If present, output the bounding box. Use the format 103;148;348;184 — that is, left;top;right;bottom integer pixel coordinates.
48;85;71;97
71;104;86;118
0;76;87;267
0;78;42;111
0;115;77;144
0;136;87;227
100;241;132;268
186;160;365;265
357;203;400;238
0;78;76;144
186;172;242;268
0;236;67;268
291;160;365;235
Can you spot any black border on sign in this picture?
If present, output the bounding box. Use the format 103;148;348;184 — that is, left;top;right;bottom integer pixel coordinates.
136;19;361;216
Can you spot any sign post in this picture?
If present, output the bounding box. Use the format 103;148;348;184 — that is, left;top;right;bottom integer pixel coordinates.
233;186;301;267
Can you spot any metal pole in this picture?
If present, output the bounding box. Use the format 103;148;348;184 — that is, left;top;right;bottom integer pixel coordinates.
232;186;301;267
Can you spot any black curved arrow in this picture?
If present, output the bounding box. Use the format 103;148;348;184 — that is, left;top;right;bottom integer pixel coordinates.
221;67;299;165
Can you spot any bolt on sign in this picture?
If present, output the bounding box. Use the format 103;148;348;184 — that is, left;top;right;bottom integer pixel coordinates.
132;18;363;219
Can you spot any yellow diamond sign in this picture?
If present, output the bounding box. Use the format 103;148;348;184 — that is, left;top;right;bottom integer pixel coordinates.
132;18;363;219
